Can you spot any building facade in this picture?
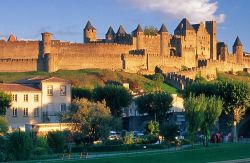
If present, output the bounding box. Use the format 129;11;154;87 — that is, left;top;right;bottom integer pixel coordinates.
0;77;71;131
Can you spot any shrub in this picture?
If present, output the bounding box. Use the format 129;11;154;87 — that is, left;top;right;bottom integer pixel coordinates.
0;136;8;161
7;131;34;161
160;123;178;142
123;132;134;144
34;136;49;156
47;131;66;153
141;134;159;144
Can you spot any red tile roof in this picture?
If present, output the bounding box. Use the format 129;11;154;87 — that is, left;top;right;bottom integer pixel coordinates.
15;76;70;84
0;84;41;92
41;77;70;83
8;34;17;42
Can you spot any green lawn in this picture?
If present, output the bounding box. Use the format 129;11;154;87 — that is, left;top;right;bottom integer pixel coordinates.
61;143;250;163
0;69;177;94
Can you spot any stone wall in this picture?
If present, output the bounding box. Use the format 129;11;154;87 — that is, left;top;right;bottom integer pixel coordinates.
0;40;40;59
0;58;38;72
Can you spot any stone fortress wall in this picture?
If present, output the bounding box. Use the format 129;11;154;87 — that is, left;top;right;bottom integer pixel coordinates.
0;18;249;76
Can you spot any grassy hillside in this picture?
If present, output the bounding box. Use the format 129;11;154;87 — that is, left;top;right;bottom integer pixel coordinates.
218;72;250;83
0;69;177;94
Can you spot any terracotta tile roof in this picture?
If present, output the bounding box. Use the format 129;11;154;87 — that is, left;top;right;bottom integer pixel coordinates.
0;84;41;92
41;77;70;83
8;34;16;42
15;76;70;84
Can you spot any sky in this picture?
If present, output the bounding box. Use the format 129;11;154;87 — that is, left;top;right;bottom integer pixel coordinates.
0;0;249;52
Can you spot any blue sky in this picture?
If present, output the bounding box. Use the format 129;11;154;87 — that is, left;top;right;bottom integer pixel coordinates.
0;0;249;52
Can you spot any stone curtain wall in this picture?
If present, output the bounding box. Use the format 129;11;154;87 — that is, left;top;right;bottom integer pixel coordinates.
0;58;38;72
0;41;40;59
49;42;134;71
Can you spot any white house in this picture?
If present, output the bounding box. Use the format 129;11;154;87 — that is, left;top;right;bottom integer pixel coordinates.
0;77;71;131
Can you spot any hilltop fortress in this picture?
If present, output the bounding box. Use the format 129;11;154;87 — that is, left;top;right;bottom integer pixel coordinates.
0;18;249;77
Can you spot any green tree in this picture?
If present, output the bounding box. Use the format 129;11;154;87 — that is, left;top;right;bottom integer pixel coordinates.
216;80;250;142
0;136;8;161
72;87;92;100
47;131;65;153
123;131;134;145
184;95;223;147
7;131;34;161
201;96;223;147
61;99;112;144
0;117;8;135
33;136;49;156
160;123;178;142
144;26;158;36
0;92;11;116
144;121;159;135
93;85;132;117
136;92;173;122
184;95;206;147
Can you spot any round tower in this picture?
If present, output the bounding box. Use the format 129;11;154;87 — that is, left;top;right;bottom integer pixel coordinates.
41;32;52;54
233;36;244;64
133;24;144;49
158;24;169;56
84;21;96;43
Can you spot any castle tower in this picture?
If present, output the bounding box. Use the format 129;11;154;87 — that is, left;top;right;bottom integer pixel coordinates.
133;24;144;50
8;34;17;42
158;24;169;56
105;26;115;43
116;25;126;37
41;32;52;54
217;42;228;61
174;18;195;36
205;21;217;60
83;20;96;43
233;36;244;64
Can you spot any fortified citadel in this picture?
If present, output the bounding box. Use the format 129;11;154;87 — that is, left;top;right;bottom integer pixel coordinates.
0;18;250;81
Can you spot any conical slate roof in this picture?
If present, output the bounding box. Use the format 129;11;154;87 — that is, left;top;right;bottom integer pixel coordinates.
84;20;96;30
8;34;16;42
132;24;143;36
135;24;143;33
175;18;194;32
106;26;115;36
116;25;126;35
233;36;243;47
158;24;168;33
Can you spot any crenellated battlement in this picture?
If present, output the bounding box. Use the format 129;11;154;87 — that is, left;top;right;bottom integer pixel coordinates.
129;49;146;55
0;58;37;62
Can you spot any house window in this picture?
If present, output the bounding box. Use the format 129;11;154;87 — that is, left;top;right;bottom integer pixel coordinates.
47;85;53;96
12;108;17;117
12;94;17;102
23;108;28;117
24;94;28;102
61;104;66;112
34;108;39;117
60;85;66;96
34;94;39;102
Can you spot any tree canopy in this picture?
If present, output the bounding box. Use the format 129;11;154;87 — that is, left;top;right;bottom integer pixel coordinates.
144;26;158;36
136;92;173;122
61;99;112;144
92;85;132;117
185;80;250;141
0;92;11;116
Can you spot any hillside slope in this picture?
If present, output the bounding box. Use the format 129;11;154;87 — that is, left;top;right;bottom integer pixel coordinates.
0;69;177;94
